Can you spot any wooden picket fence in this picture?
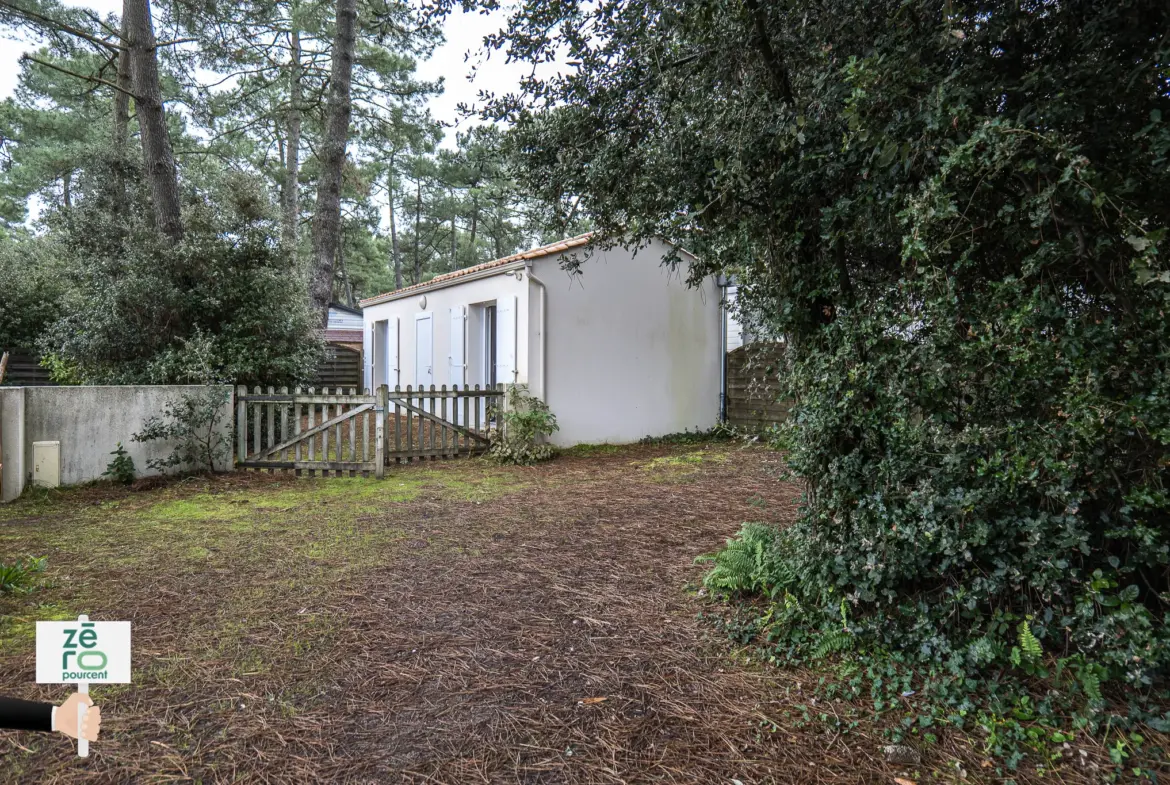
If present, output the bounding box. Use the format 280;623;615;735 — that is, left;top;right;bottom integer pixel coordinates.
236;384;504;476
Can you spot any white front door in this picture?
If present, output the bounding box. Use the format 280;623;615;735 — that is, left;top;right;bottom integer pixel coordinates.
415;314;433;388
449;305;466;388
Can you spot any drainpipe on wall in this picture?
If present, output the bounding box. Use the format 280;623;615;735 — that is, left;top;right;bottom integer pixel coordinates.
525;264;548;402
717;274;730;423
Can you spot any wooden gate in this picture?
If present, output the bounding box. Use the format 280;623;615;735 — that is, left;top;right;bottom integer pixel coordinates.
384;384;502;463
235;384;504;474
236;386;384;477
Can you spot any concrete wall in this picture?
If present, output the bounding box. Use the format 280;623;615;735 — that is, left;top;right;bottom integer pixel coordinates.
1;385;234;502
531;239;722;446
362;270;530;392
0;387;26;503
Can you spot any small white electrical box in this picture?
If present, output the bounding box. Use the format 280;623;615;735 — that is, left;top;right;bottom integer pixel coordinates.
32;441;61;489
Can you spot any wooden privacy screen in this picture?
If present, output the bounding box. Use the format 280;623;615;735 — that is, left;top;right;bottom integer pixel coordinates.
725;343;792;429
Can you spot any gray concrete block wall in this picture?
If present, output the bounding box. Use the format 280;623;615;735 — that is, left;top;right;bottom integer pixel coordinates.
1;385;234;502
0;387;26;503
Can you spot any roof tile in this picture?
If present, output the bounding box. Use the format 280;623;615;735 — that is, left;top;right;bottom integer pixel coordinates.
359;231;595;307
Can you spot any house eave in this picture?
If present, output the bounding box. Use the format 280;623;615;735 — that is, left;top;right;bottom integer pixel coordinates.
360;260;529;308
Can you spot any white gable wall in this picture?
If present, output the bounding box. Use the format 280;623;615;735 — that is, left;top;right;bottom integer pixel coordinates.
361;270;530;392
528;239;721;446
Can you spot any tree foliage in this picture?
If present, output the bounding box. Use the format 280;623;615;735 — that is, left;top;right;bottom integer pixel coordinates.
38;153;322;385
452;0;1170;703
0;0;552;378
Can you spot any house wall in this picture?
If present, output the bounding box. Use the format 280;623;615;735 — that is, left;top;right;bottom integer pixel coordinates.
530;239;722;446
0;385;234;502
362;270;530;392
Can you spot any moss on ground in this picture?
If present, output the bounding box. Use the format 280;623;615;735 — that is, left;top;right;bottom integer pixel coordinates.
0;463;526;566
0;602;76;654
635;448;731;481
0;459;531;665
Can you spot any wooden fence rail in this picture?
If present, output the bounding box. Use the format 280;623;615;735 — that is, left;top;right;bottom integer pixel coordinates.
236;383;504;475
237;386;382;477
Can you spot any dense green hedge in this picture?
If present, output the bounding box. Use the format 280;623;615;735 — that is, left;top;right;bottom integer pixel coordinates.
7;153;322;386
483;0;1170;712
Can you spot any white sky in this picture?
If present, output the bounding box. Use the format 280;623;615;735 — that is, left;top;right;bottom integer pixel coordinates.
0;0;531;149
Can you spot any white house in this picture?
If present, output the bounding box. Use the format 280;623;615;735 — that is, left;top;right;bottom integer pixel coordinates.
359;233;724;446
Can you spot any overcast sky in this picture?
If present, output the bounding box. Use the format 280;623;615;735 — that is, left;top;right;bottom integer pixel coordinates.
0;0;531;148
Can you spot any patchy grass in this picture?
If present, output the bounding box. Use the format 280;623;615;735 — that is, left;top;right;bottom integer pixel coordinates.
559;442;624;457
0;441;1136;783
634;448;730;482
0;603;75;655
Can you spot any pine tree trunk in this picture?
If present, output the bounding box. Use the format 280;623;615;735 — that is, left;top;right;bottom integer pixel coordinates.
493;194;504;259
450;187;457;270
112;15;131;151
123;0;183;244
413;178;421;285
281;24;302;258
388;164;401;289
337;230;355;306
308;0;357;327
469;193;478;263
112;16;132;213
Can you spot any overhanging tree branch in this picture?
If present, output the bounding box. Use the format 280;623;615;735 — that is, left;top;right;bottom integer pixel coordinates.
0;0;124;52
21;53;139;98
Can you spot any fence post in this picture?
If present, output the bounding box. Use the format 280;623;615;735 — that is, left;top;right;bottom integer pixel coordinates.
236;385;247;464
375;385;386;478
279;387;289;463
499;383;512;441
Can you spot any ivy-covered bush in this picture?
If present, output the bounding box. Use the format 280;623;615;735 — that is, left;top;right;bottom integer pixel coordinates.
474;0;1170;722
488;384;559;465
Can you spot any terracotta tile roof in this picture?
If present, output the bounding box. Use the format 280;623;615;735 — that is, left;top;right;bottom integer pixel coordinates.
325;329;364;343
359;232;596;307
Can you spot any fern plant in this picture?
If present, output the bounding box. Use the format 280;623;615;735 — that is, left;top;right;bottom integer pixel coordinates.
1017;620;1043;662
812;628;856;659
698;523;787;594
